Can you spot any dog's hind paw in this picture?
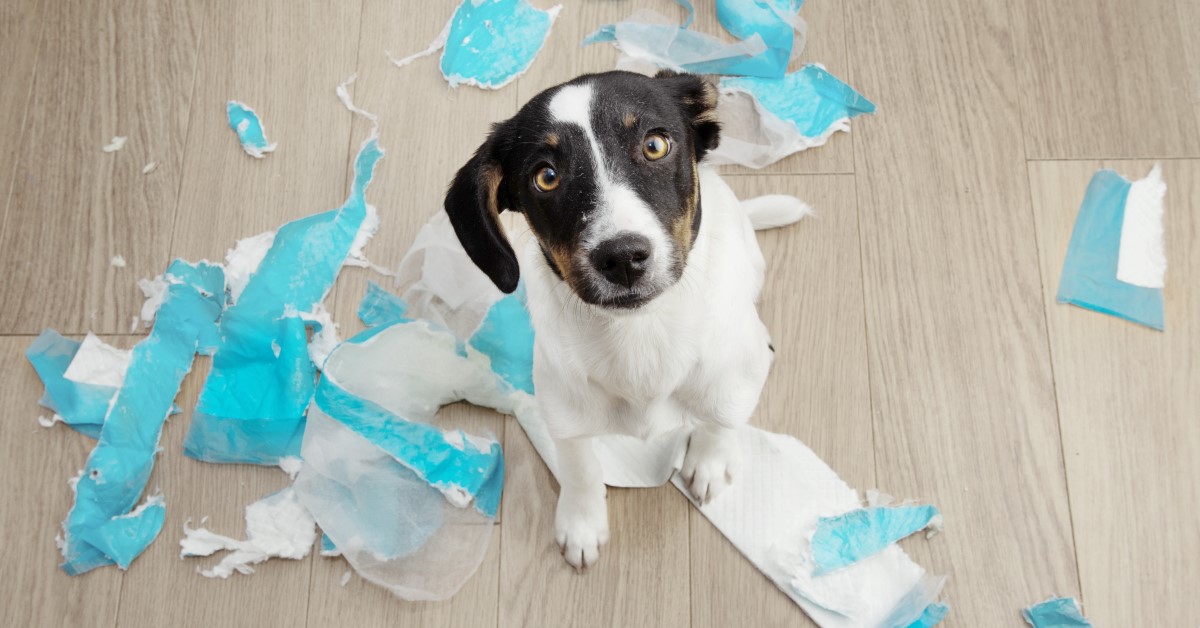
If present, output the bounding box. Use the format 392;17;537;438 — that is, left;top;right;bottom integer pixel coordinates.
555;488;609;570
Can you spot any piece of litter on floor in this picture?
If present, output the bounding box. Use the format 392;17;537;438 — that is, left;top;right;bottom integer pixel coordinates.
358;281;409;328
908;602;950;627
340;570;352;586
336;73;378;124
55;260;224;575
27;330;121;438
110;255;126;268
102;136;127;152
709;64;876;168
180;487;316;578
184;137;383;465
130;316;139;333
278;455;303;479
584;0;803;79
63;333;131;390
389;0;561;90
38;414;59;428
223;231;276;305
142;161;158;174
226;101;277;158
1057;166;1166;330
319;533;340;557
809;505;942;575
1022;597;1092;628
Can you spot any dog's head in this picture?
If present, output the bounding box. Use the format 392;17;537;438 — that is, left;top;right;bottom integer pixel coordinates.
444;70;720;309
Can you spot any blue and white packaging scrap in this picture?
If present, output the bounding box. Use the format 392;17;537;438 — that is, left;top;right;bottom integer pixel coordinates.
1058;165;1167;330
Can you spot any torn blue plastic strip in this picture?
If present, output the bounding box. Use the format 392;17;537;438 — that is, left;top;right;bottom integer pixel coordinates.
811;505;940;575
1022;597;1092;628
583;0;802;79
1057;169;1165;330
721;65;876;137
185;137;384;465
467;286;535;395
440;0;560;89
26;331;115;438
60;261;224;575
226;101;276;158
358;281;410;328
314;365;504;518
907;602;950;628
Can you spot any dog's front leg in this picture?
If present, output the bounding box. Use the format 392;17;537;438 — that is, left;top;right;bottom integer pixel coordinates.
552;436;609;570
680;422;742;505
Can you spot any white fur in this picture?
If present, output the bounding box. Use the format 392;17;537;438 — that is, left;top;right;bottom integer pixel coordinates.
523;165;794;568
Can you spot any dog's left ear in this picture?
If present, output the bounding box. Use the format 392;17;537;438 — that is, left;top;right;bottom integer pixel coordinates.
655;70;721;158
444;133;520;294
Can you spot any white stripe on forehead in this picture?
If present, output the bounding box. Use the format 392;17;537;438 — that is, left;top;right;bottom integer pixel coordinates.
547;84;611;183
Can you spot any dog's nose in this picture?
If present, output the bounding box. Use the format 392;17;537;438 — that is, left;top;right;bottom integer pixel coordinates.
591;233;652;288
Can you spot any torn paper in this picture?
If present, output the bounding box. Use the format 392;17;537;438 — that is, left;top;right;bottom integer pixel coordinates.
142;161;158;174
584;0;803;79
389;0;561;90
110;255;126;268
180;487;316;578
185;137;384;465
27;331;123;438
1057;166;1166;330
102;136;126;152
809;505;942;574
226;101;277;158
55;260;224;574
708;65;875;168
1022;597;1092;628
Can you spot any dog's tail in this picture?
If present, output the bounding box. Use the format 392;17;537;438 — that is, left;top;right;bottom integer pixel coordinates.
743;195;814;231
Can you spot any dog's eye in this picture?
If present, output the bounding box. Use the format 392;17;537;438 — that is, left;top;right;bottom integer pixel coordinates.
642;133;670;161
534;166;560;192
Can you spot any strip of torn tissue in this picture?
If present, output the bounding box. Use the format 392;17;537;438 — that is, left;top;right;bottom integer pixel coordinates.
390;0;561;90
227;101;277;158
1057;167;1165;330
185;137;384;465
58;260;224;575
180;487;316;578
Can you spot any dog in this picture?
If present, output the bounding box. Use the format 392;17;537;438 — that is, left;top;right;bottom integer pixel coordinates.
443;70;808;569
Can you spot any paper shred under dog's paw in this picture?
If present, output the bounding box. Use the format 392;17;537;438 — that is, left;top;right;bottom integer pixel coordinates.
1057;166;1166;330
389;0;561;90
102;136;127;152
226;101;277;158
1022;597;1092;628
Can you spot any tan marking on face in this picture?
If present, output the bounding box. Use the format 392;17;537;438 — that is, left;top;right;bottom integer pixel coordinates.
671;161;701;261
530;228;585;290
545;133;559;148
623;112;637;128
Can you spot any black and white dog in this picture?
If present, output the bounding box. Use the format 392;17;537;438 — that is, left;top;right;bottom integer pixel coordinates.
444;70;807;569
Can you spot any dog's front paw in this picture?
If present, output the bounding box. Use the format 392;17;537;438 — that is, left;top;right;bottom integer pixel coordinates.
680;426;741;505
554;488;609;570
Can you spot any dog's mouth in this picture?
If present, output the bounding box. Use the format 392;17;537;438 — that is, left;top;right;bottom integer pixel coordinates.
593;289;655;310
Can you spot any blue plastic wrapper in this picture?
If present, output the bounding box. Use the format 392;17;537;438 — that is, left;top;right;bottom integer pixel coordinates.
226;101;276;158
57;260;224;575
185;137;384;465
1022;597;1092;628
1057;169;1165;330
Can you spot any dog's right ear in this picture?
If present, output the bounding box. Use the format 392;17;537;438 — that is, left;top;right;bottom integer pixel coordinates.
444;136;519;294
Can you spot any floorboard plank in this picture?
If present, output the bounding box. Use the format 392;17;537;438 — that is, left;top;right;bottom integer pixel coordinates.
1028;159;1200;626
845;0;1080;623
0;0;202;335
1011;0;1200;159
0;0;45;232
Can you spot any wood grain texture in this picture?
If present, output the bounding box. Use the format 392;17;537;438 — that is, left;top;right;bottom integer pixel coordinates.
0;0;45;225
167;0;362;319
690;174;872;628
0;336;123;628
0;0;201;336
498;424;691;628
1028;159;1200;626
845;0;1080;623
1011;0;1200;159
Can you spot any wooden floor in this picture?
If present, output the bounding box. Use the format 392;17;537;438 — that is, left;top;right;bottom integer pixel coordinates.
2;1;1196;626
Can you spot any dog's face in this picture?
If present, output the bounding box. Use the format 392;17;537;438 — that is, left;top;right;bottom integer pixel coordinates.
444;71;720;309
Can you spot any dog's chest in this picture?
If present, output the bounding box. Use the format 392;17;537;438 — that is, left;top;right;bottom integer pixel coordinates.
578;312;702;403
